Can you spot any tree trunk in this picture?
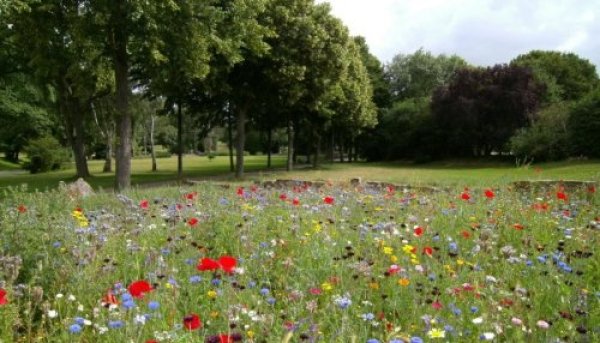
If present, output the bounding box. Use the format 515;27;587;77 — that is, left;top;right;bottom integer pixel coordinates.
177;101;183;180
103;128;113;173
228;112;234;172
113;6;131;191
69;102;90;178
150;114;157;172
312;133;320;169
328;130;334;162
286;120;294;171
235;104;248;178
339;140;345;163
267;127;272;169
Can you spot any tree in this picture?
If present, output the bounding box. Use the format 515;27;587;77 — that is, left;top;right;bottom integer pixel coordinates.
568;88;600;158
386;48;467;101
431;64;545;157
6;1;112;178
511;50;599;103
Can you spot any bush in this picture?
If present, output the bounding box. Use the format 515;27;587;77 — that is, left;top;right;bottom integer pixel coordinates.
568;89;600;158
23;136;69;173
509;102;571;161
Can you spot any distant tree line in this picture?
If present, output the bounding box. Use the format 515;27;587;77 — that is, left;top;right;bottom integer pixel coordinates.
361;49;600;162
1;1;599;189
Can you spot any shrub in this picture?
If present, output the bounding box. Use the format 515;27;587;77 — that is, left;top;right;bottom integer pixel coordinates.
23;136;69;173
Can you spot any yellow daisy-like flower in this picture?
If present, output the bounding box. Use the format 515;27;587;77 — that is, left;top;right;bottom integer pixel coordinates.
207;290;217;299
390;255;398;263
398;278;410;287
428;328;445;338
313;222;322;233
369;282;380;290
247;330;255;339
402;245;414;254
321;282;333;291
457;259;465;266
410;258;420;265
210;311;219;318
383;246;394;255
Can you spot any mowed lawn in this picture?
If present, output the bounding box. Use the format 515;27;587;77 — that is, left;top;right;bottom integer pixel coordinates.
1;156;599;193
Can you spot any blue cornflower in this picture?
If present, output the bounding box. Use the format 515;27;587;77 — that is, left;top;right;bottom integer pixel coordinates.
367;339;380;343
189;275;202;284
121;293;133;302
74;317;85;325
211;278;222;286
248;281;257;288
260;288;270;296
69;324;82;334
122;299;135;309
108;320;124;329
185;258;195;265
389;339;404;343
53;241;61;248
266;297;276;305
410;337;424;343
449;242;458;251
537;255;547;263
362;313;375;321
470;306;479;313
148;301;160;311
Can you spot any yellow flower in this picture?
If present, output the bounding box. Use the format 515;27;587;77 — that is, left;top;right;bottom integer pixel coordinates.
313;223;322;233
383;246;394;255
410;258;420;265
369;282;380;290
398;278;410;286
207;290;217;299
374;206;383;212
457;259;465;266
390;255;398;263
428;328;445;338
402;245;414;254
247;330;255;339
321;282;333;291
210;311;219;318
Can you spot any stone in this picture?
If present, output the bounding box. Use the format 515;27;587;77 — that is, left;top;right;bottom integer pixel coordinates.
59;178;94;199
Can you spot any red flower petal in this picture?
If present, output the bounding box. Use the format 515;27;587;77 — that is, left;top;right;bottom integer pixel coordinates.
187;217;199;226
423;246;433;256
414;226;424;237
324;196;335;205
292;198;300;206
218;256;237;274
513;223;524;230
0;289;7;305
17;204;27;213
186;192;198;200
484;189;495;199
197;258;220;271
461;192;471;201
140;200;149;209
183;313;202;330
279;194;287;201
236;187;244;196
128;280;152;299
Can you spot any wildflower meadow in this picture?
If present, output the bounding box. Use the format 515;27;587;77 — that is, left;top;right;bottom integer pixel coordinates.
0;181;598;342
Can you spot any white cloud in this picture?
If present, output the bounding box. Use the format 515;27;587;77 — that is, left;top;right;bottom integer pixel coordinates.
317;0;600;69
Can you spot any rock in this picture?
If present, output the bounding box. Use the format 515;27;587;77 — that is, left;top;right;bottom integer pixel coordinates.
59;178;94;199
350;177;362;186
512;180;596;192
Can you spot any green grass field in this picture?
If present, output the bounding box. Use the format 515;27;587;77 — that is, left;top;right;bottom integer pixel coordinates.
1;156;599;194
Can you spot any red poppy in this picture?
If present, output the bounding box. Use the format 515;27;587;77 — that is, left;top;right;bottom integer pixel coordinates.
216;335;236;343
423;246;433;256
250;185;258;192
128;280;153;299
176;204;183;211
218;256;237;274
324;196;335;205
236;187;244;196
292;198;300;206
431;300;443;310
460;192;471;201
387;265;401;275
185;192;198;200
279;194;287;201
557;189;568;201
461;230;471;239
197;258;220;271
146;340;158;343
386;186;395;194
183;313;202;330
309;287;322;295
513;223;524;230
0;289;7;305
533;202;549;212
187;217;199;227
414;226;424;237
17;204;27;213
140;199;149;209
484;189;495;199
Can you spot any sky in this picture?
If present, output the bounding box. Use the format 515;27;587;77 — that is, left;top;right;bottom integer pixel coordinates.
316;0;600;68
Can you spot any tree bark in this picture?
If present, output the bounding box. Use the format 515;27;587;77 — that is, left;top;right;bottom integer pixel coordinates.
286;120;294;171
227;112;234;172
312;132;320;169
328;129;335;162
103;127;113;173
65;100;90;178
235;104;248;178
267;127;272;168
177;101;183;180
150;114;157;172
339;139;345;163
113;4;131;191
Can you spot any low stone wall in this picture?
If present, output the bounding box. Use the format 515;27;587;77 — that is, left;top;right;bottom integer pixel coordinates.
511;180;596;191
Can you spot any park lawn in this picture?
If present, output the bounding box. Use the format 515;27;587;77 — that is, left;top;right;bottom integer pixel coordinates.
0;158;22;171
1;156;599;194
0;155;286;193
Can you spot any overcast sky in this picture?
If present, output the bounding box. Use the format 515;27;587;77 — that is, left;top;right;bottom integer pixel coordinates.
316;0;600;68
